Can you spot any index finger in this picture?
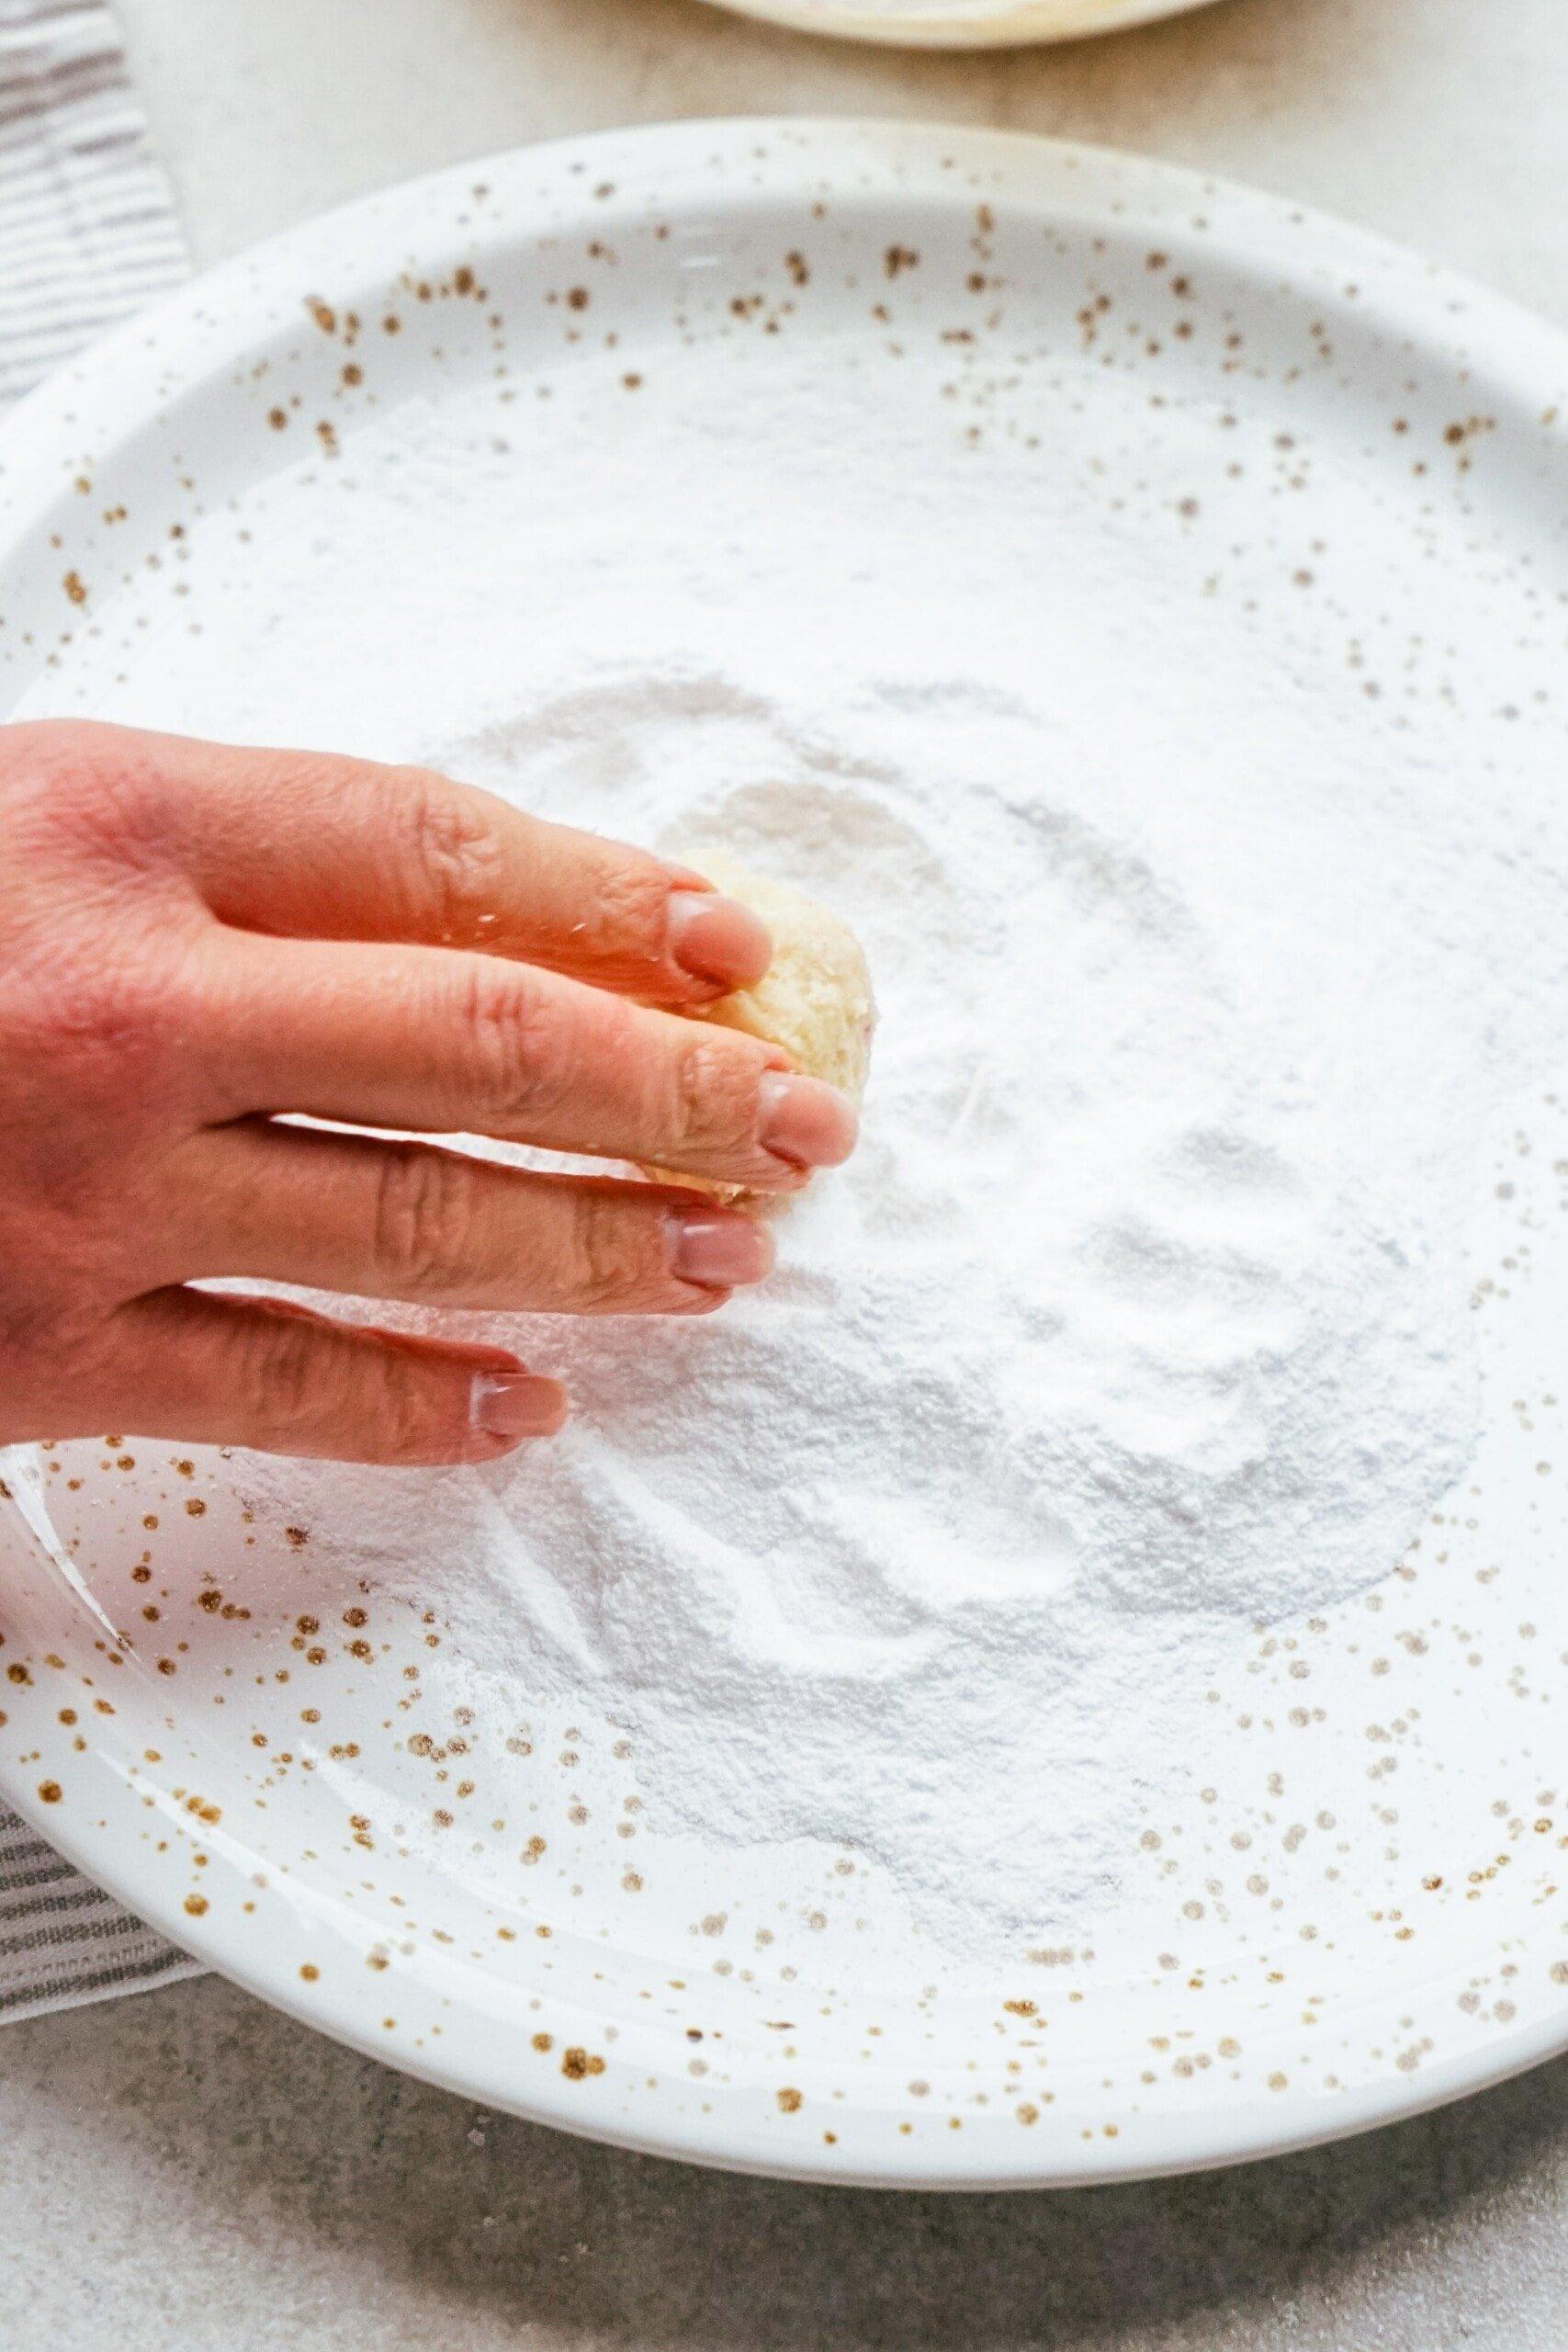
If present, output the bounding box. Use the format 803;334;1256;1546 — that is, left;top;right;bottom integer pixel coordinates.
62;721;773;1005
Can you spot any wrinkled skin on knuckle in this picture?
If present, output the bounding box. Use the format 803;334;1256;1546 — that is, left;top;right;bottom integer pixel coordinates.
578;856;671;964
459;963;576;1127
0;963;217;1449
1;716;213;1141
0;926;211;1333
12;936;165;1058
367;1353;461;1464
357;1344;466;1464
371;1147;481;1297
229;1309;443;1463
1;927;214;1153
0;718;175;877
668;1029;765;1162
233;1308;326;1442
0;868;189;1315
0;720;253;1442
0;720;115;836
570;1190;663;1311
391;769;505;935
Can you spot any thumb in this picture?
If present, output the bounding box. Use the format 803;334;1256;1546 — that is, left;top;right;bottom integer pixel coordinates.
89;1289;568;1464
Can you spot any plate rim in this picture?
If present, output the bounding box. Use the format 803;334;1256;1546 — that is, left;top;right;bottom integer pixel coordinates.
688;0;1224;51
2;114;1565;2188
5;1714;1568;2193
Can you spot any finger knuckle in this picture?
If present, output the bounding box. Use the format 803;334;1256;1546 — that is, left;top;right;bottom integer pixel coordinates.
0;718;167;858
458;965;570;1123
0;718;201;1106
572;1193;659;1309
392;769;503;932
0;718;118;800
234;1313;455;1462
2;935;207;1112
580;858;670;958
371;1148;477;1295
670;1031;762;1158
236;1310;324;1435
367;1351;457;1464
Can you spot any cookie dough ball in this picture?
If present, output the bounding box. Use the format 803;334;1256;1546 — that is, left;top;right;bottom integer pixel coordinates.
689;850;875;1098
648;848;875;1202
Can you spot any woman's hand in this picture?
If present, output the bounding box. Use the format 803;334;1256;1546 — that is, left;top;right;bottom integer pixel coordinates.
0;721;857;1465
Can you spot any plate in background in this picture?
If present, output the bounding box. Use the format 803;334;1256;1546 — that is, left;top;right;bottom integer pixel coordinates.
0;119;1565;2187
696;0;1220;48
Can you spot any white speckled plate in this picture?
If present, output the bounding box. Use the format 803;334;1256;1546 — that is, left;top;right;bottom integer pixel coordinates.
1;121;1566;2188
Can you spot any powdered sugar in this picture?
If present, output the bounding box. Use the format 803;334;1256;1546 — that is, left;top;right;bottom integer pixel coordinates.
24;325;1563;1961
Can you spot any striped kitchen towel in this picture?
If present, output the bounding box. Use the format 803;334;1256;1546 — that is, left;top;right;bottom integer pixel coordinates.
0;0;199;2020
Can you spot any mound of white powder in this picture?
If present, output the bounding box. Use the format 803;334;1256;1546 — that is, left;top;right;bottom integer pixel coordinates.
28;333;1562;1956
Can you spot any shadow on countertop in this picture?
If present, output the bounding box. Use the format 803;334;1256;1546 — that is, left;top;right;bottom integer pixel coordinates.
464;0;1395;151
5;1973;1565;2348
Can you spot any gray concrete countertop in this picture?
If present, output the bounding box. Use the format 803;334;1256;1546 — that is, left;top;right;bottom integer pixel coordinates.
4;1975;1567;2347
5;1;1567;2344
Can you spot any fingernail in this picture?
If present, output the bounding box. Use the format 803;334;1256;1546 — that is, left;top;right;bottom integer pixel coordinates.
670;1209;776;1290
758;1070;859;1170
666;889;773;989
469;1370;569;1442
